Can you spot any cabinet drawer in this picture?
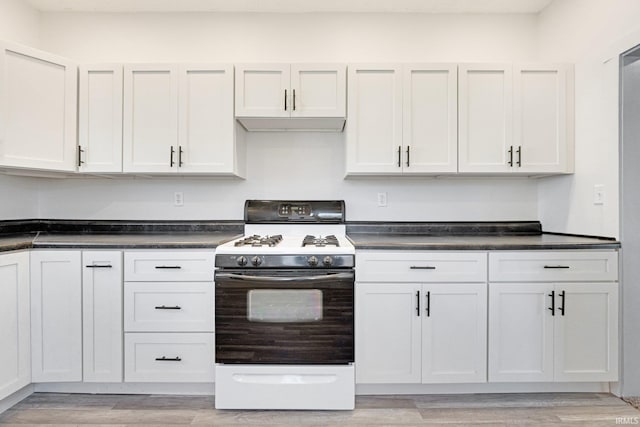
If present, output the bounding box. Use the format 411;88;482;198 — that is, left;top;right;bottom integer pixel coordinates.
124;282;213;332
356;251;487;283
124;333;214;383
489;251;618;282
124;251;214;281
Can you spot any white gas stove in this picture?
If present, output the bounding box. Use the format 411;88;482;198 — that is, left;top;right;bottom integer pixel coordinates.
214;200;355;410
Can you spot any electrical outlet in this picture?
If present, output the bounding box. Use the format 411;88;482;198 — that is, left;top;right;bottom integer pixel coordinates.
593;185;605;205
174;192;184;207
377;192;388;207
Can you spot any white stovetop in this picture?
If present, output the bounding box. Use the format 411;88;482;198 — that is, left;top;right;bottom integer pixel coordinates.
216;224;354;255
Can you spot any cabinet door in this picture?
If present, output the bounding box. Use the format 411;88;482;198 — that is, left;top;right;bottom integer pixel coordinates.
82;251;123;383
403;64;458;173
0;252;30;400
488;283;554;382
458;64;513;173
355;283;421;383
0;42;77;172
31;251;82;382
346;64;403;175
290;64;345;118
123;64;178;173
78;64;123;173
514;65;572;173
235;64;290;118
178;64;236;174
553;283;618;382
422;283;487;383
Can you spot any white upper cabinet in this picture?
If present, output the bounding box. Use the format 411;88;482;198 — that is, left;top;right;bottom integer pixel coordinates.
403;64;458;173
514;64;573;174
122;63;244;176
123;64;179;173
235;63;346;131
178;64;243;175
458;64;513;173
235;64;290;118
78;64;123;173
459;63;573;174
346;64;403;174
346;64;457;175
0;41;77;172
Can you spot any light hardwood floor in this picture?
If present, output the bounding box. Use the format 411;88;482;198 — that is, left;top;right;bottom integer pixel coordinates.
0;392;639;426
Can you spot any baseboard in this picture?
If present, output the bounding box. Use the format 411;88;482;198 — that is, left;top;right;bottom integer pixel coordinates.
34;382;215;395
0;384;34;415
356;382;613;395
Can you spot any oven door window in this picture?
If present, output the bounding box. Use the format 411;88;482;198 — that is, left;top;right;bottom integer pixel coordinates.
247;289;323;322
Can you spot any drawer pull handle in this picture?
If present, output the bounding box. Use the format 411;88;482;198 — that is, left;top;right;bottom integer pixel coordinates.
85;264;113;268
155;356;182;362
558;290;566;316
155;305;182;310
548;290;555;316
155;265;182;269
410;266;436;270
416;291;420;317
544;265;570;269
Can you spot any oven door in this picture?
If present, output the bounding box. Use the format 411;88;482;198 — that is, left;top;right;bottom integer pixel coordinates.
215;269;354;364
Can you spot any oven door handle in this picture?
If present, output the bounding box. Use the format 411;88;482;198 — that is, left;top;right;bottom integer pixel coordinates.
215;272;354;283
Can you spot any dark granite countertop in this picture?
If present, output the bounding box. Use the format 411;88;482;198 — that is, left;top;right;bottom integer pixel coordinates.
346;221;620;250
0;219;620;253
347;232;620;250
0;220;244;252
0;234;37;253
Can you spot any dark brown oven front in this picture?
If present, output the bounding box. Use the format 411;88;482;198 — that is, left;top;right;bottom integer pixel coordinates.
214;269;354;364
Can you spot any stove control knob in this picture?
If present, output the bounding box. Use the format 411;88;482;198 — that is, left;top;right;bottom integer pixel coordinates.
307;256;319;267
251;256;263;266
236;256;248;267
323;256;334;267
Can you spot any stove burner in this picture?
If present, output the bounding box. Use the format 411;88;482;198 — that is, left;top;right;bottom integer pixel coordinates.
234;234;283;247
302;235;339;248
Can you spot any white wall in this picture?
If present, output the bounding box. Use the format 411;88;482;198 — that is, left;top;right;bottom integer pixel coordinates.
33;11;540;221
537;0;640;238
0;0;41;220
37;132;538;221
0;0;40;46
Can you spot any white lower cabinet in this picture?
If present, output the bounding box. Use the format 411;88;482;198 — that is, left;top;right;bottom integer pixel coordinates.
0;251;30;399
355;251;488;384
82;251;123;382
356;283;421;383
488;251;619;383
124;333;214;383
30;251;82;382
422;284;487;383
356;282;487;384
123;250;215;383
